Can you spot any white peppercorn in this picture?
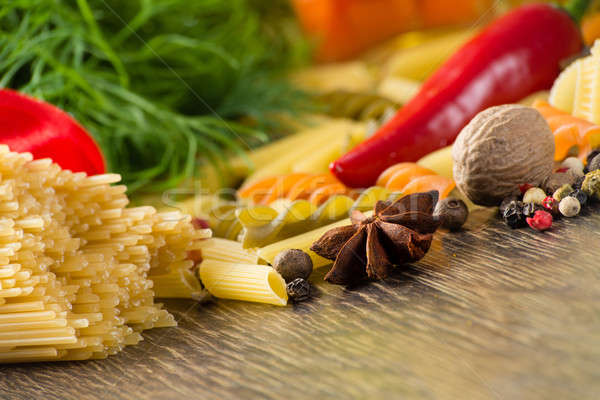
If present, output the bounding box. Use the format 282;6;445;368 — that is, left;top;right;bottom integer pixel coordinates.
558;196;580;217
523;187;546;205
561;157;584;177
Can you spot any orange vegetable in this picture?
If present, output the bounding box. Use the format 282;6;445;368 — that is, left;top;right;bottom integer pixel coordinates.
401;175;455;199
375;162;455;199
533;100;600;161
292;0;494;62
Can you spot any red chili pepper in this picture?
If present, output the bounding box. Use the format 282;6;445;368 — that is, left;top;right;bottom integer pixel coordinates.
330;3;585;188
0;90;105;175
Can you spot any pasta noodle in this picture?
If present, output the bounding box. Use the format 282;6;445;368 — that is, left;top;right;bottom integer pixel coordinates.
210;187;394;247
199;260;287;306
0;146;209;363
318;90;399;121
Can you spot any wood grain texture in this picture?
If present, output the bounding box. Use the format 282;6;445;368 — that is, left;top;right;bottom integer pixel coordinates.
2;207;600;400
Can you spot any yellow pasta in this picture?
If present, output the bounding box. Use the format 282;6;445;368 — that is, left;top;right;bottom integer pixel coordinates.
550;40;600;124
199;260;287;306
0;145;208;363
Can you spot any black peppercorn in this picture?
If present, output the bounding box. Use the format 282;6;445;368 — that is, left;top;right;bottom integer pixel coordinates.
503;201;525;229
521;202;542;218
573;175;585;191
499;195;519;216
434;197;468;231
587;150;600;167
286;278;311;302
569;189;588;207
588;153;600;173
273;249;313;283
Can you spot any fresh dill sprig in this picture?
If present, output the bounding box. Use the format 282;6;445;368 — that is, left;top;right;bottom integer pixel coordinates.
0;0;310;192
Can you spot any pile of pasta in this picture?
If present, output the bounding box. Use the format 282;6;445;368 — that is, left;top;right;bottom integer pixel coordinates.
0;146;209;363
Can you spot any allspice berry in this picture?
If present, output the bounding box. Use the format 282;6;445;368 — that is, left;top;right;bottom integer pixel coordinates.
452;105;554;206
434;198;468;231
273;249;313;283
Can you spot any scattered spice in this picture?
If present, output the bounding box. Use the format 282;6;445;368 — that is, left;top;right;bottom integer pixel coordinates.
526;210;553;231
543;171;577;194
273;249;313;283
561;157;585;177
553;184;574;202
569;189;588;207
559;196;581;217
523;187;546;204
434;197;468;231
522;202;543;219
541;196;559;215
286;278;311;302
503;200;525;229
586;151;600;171
582;170;600;200
310;191;440;285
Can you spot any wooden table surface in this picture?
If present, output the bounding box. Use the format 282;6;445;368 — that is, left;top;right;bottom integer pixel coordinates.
2;207;600;400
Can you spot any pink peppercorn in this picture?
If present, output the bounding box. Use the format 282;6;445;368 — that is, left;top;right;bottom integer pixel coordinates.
526;210;552;231
541;196;556;211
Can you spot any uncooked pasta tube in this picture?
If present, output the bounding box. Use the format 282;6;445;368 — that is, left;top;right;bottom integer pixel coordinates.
199;260;287;306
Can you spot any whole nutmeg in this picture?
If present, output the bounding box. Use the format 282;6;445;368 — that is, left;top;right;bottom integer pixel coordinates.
273;249;313;283
434;198;468;231
452;105;555;206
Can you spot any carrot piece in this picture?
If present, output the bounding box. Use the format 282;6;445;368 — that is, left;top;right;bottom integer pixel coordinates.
400;175;455;199
308;183;350;205
533;100;600;161
287;173;338;201
384;165;435;191
376;162;414;187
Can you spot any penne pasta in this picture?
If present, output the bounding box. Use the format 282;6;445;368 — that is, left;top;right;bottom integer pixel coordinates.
199;260;287;306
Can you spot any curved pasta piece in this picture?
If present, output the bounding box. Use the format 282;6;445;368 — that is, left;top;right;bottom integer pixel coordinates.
534;100;600;161
237;187;394;249
376;162;454;199
400;175;455;199
318;90;399;121
238;173;351;206
384;165;436;191
549;40;600;125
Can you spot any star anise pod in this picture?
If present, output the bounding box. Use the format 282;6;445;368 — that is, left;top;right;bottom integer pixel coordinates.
310;191;441;285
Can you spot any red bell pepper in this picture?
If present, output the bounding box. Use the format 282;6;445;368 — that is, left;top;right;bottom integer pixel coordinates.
330;3;586;188
0;90;105;175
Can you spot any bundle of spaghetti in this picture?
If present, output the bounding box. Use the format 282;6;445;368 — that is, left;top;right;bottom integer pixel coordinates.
533;100;600;161
0;146;208;363
376;162;455;199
